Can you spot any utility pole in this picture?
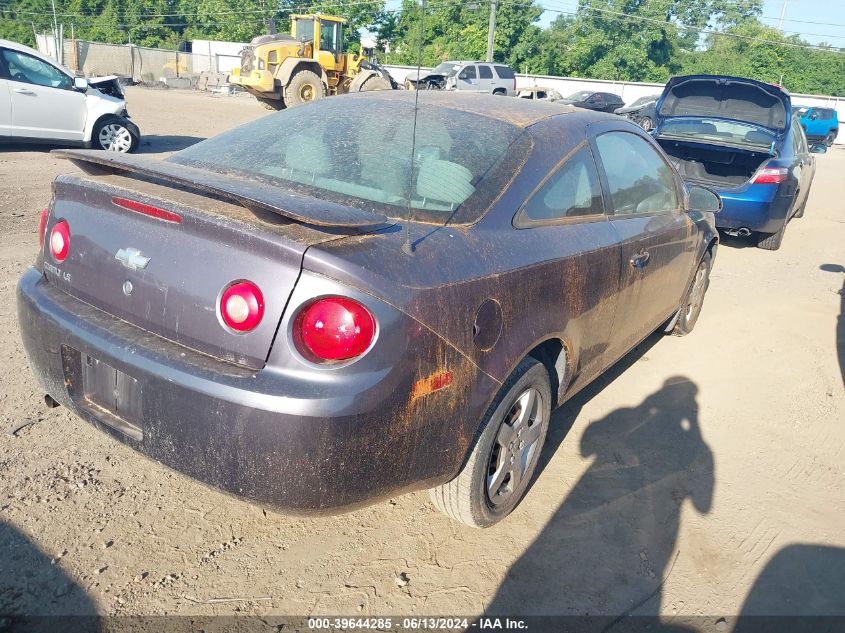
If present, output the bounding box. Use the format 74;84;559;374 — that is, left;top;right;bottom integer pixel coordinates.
50;0;59;61
777;0;788;31
485;0;497;63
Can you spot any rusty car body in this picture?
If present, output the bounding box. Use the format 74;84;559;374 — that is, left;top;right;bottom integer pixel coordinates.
17;92;720;527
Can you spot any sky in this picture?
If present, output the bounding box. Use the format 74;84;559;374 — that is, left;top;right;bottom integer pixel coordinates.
380;0;845;47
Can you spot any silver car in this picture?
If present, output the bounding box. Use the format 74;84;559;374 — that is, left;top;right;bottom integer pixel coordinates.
444;61;516;96
0;39;140;152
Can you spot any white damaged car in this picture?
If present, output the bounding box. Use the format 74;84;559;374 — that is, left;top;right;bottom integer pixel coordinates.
0;39;140;152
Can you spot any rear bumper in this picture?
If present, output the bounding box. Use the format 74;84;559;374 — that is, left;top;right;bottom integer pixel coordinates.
17;268;493;514
715;184;794;234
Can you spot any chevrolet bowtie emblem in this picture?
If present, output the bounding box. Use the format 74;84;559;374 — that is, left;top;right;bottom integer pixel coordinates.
115;247;150;271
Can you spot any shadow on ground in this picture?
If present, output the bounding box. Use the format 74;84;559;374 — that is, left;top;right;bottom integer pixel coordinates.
135;135;205;154
733;545;845;632
0;521;98;630
0;135;204;155
486;370;714;627
819;264;845;388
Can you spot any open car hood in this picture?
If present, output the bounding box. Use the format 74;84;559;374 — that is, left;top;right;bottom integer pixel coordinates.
655;75;791;136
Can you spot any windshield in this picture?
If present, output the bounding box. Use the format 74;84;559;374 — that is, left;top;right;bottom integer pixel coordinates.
566;90;592;101
431;62;459;75
657;117;775;149
171;96;530;224
630;95;658;107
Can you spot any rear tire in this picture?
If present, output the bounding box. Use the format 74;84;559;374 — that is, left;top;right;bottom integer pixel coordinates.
493;88;506;96
825;131;836;147
672;252;711;336
256;96;284;111
429;357;551;528
757;223;787;250
285;70;325;107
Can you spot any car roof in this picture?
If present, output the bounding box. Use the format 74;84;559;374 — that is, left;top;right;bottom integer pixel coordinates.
342;90;607;128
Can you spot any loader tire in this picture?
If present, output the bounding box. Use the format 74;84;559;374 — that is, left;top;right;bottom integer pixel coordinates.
358;76;392;92
256;96;284;111
286;70;325;107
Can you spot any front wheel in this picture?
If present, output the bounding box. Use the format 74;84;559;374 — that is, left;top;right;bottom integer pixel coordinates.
358;76;392;92
285;70;325;107
639;116;653;131
92;116;138;153
429;357;551;528
672;252;712;336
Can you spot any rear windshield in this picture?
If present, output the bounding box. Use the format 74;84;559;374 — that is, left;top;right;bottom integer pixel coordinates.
657;117;775;149
171;96;530;224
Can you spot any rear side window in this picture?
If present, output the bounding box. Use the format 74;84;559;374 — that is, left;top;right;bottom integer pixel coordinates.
494;65;514;79
479;65;493;79
521;147;604;222
594;132;678;215
820;109;834;120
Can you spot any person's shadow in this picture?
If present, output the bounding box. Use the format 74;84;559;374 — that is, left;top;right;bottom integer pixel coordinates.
486;376;714;628
819;264;845;388
0;522;98;632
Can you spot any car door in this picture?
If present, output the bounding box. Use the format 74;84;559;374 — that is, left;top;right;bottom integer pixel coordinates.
514;143;622;390
456;64;479;92
591;125;697;357
477;64;495;93
0;47;86;141
792;124;814;211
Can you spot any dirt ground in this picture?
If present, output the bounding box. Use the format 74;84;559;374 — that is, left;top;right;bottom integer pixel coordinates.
1;87;843;625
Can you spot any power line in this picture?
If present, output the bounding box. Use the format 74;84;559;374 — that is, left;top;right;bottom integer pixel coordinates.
2;0;843;54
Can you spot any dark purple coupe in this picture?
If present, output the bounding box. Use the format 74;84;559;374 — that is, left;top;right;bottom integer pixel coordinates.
18;92;720;527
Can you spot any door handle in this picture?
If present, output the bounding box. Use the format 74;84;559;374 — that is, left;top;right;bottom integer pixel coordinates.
12;87;35;95
630;249;650;269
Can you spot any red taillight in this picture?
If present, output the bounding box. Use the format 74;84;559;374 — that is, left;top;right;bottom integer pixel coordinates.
38;208;48;247
219;281;264;333
112;197;182;224
50;220;70;262
295;297;377;363
753;167;788;184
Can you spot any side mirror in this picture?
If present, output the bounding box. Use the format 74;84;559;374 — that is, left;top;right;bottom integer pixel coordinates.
686;184;722;213
810;143;828;154
73;76;88;91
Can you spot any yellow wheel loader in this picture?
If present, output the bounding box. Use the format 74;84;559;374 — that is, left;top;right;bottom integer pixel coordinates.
229;14;398;109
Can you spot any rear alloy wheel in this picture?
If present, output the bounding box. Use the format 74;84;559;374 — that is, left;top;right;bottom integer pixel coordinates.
429;357;551;528
672;252;711;336
639;116;653;131
93;116;138;153
757;222;787;250
825;131;836;147
286;70;325;107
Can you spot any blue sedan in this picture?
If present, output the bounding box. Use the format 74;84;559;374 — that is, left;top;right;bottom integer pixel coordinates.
652;75;824;250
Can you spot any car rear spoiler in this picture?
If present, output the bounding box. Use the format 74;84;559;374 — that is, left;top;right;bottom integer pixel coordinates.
52;149;392;231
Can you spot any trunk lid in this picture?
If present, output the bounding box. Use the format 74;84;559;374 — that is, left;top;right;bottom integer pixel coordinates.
45;155;387;370
654;75;791;136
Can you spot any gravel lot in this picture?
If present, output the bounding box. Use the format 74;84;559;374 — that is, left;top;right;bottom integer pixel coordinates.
1;87;843;624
